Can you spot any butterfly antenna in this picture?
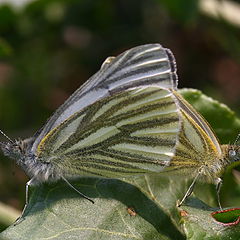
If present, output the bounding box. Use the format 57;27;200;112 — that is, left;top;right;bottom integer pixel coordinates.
0;129;14;144
234;133;240;145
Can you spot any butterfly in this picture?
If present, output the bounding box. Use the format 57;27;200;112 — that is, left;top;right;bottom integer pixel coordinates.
0;44;239;223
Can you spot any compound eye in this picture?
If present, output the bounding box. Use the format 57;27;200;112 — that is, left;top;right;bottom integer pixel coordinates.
229;149;236;157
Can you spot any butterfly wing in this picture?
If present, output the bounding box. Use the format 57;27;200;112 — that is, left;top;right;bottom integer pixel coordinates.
36;86;180;178
170;91;222;175
31;44;178;153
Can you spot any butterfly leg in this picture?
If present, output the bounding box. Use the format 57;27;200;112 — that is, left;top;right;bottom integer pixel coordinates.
62;176;94;204
14;178;35;225
177;171;201;207
215;177;223;210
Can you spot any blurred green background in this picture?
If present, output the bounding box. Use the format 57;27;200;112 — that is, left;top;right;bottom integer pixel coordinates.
0;0;239;231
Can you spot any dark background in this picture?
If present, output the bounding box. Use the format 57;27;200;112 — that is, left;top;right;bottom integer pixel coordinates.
0;0;239;229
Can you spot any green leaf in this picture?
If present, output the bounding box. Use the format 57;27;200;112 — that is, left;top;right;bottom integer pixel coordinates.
1;88;240;240
179;88;240;143
180;199;240;239
1;176;187;240
211;208;240;225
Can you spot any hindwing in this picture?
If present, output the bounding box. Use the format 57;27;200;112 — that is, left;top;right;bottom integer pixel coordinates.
170;91;222;171
37;87;181;178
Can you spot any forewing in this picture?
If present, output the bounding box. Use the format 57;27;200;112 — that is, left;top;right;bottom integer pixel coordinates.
37;87;180;178
31;44;178;153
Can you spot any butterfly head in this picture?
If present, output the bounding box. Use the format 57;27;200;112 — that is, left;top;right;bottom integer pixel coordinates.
227;134;240;164
228;145;240;164
0;139;26;163
1;131;33;168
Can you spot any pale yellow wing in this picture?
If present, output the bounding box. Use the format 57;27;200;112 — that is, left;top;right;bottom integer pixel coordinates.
170;91;222;175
